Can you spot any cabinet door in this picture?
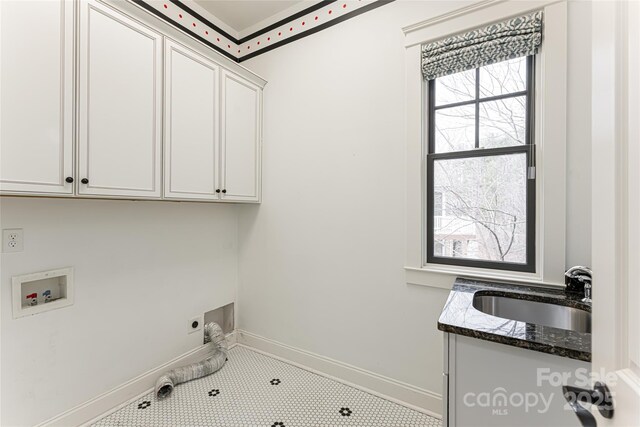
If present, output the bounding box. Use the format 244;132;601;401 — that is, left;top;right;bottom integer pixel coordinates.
78;0;162;198
164;40;219;200
0;0;74;194
220;71;262;202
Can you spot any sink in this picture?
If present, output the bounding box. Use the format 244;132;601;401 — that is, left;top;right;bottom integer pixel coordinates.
472;294;591;333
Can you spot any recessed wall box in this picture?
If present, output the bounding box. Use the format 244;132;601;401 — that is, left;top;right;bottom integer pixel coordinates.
12;267;74;319
204;302;234;334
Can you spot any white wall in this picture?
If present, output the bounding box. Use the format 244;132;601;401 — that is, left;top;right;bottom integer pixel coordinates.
238;0;470;402
239;0;593;410
566;0;592;267
0;197;238;426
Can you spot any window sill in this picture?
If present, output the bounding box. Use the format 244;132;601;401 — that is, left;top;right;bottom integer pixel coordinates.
404;265;564;291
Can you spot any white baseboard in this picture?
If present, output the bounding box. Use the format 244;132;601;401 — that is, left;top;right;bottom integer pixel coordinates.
37;331;238;427
236;329;443;419
39;329;441;426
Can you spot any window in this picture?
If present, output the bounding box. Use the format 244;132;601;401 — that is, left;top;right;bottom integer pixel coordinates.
427;56;536;272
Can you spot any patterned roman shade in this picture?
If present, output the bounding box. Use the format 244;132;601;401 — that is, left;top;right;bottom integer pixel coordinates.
421;11;543;81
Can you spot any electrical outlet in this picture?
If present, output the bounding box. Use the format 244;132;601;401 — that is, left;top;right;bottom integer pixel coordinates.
2;229;23;253
188;315;204;334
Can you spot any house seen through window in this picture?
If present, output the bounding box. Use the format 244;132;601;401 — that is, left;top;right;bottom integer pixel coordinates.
427;56;536;272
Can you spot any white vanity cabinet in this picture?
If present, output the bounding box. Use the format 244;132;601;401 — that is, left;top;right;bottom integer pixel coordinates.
77;0;163;198
443;333;588;427
0;0;75;194
220;71;262;202
164;40;220;200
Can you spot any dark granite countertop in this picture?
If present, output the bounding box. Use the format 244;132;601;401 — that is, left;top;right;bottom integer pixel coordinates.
438;278;591;362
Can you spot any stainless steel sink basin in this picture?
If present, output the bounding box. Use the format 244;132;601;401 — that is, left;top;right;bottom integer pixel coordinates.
472;294;591;333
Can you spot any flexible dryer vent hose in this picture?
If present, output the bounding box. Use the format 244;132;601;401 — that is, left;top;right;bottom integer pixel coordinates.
155;322;228;399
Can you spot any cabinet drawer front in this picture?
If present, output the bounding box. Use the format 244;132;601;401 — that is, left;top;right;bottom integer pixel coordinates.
164;40;219;200
0;0;74;194
221;72;262;202
78;0;162;198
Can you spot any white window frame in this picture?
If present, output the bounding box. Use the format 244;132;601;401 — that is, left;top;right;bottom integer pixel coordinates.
403;0;568;289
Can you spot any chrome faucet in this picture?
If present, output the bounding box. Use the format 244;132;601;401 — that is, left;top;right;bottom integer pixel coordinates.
565;266;592;303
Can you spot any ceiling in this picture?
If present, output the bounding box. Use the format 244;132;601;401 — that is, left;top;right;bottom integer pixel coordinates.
191;0;307;33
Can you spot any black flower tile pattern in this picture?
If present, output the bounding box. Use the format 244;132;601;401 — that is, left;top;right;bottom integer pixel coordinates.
270;378;281;385
93;347;440;426
339;407;353;417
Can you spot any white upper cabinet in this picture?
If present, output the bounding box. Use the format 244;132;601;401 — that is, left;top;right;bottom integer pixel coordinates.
220;71;262;202
78;0;162;198
164;40;220;200
1;0;263;202
0;0;74;194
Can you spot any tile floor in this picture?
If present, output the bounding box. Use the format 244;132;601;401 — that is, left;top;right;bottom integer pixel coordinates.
93;346;441;427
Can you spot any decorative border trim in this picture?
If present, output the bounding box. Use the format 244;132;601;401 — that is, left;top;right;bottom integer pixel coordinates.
170;0;241;43
173;0;337;45
235;0;335;44
130;0;237;62
130;0;394;62
236;329;443;417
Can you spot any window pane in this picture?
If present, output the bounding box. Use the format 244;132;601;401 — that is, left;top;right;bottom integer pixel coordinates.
433;153;528;264
479;57;527;98
434;191;443;216
479;96;526;148
435;105;475;153
435;241;444;256
435;69;476;106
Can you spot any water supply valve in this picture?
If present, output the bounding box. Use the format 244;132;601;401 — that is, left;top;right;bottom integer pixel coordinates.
26;292;38;306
